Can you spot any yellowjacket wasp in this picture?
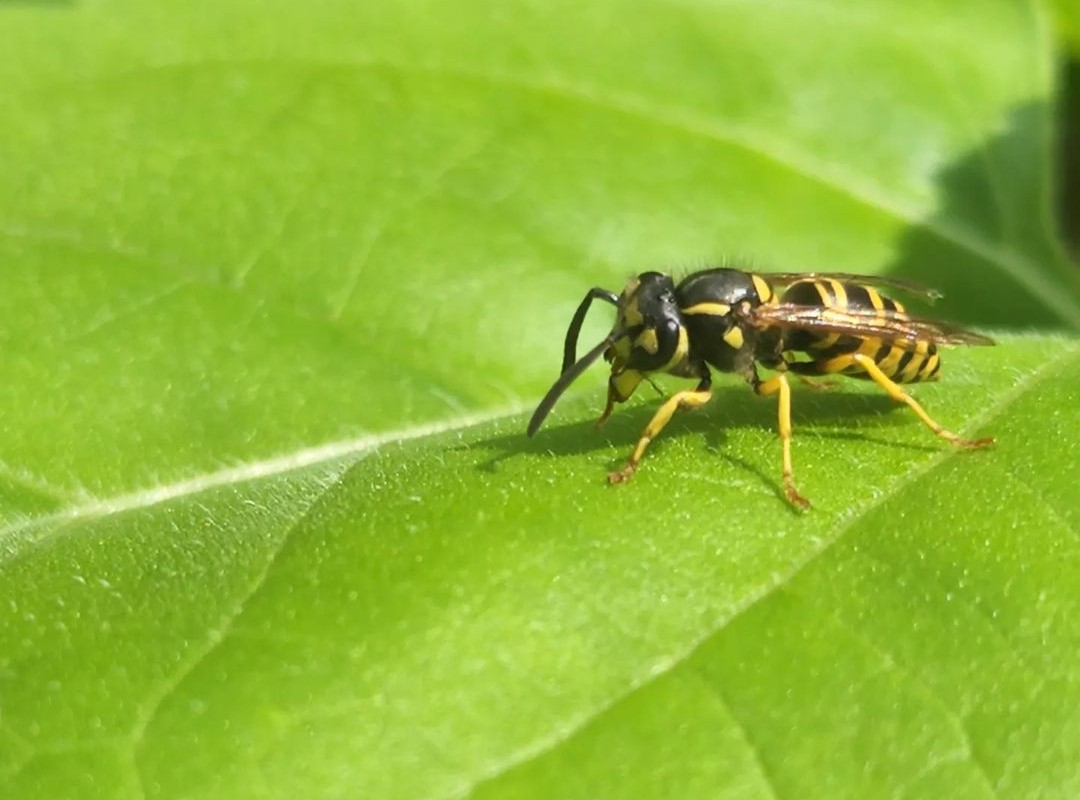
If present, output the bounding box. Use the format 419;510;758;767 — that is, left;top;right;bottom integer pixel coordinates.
527;268;994;509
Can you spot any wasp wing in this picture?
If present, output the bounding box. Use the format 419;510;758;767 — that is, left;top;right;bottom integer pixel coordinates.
749;304;994;348
759;272;942;302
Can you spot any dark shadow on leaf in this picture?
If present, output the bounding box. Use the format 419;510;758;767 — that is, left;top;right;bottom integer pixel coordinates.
469;382;919;472
1062;59;1080;260
883;101;1077;328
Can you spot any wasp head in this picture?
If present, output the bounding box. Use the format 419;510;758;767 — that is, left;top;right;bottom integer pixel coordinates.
527;271;688;437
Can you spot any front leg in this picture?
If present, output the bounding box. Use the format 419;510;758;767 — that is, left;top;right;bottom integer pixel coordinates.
608;372;712;484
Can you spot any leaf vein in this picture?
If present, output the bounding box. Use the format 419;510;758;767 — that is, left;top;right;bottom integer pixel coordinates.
0;401;533;563
687;671;783;800
439;343;1079;799
126;464;354;788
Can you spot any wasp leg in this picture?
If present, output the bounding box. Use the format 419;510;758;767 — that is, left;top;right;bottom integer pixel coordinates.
595;387;618;429
751;372;810;510
839;353;993;449
608;379;712;484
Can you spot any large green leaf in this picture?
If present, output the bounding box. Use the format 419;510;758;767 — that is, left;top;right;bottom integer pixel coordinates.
1;1;1077;799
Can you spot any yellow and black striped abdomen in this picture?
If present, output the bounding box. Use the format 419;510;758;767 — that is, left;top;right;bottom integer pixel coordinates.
781;279;941;384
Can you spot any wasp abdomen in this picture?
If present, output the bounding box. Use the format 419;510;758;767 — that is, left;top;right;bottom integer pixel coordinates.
781;279;941;384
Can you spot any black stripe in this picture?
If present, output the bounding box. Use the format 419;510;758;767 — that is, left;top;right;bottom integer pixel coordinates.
880;293;900;313
783;281;826;308
872;340;891;363
843;283;872;311
816;338;860;359
894;349;916;376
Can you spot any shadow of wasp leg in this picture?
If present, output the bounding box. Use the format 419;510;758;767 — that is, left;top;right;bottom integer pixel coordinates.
795;375;837;392
608;381;712;484
838;353;993;449
754;373;811;510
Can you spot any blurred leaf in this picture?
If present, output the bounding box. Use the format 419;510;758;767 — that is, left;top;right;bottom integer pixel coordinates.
1;1;1078;799
1048;0;1080;53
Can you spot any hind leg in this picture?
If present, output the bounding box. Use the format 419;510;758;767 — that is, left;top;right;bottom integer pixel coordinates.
821;353;993;448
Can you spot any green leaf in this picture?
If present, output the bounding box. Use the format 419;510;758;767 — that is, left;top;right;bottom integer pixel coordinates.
1;1;1078;799
1048;0;1080;53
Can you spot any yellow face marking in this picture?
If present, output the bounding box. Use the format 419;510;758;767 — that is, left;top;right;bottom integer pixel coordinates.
611;333;633;362
617;277;645;327
621;297;644;327
610;368;644;402
751;274;773;303
681;301;731;316
723;325;745;350
637;327;659;355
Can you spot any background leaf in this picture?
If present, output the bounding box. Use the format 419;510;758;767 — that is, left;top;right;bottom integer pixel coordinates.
1;1;1077;799
1049;0;1080;53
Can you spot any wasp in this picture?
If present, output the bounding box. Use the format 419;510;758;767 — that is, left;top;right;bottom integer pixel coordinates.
526;268;994;509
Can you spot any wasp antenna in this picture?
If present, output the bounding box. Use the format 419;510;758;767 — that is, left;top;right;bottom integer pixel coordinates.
562;288;619;374
528;333;622;437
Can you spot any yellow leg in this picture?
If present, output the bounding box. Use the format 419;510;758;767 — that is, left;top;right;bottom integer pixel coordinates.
846;353;993;448
608;388;712;483
755;374;810;510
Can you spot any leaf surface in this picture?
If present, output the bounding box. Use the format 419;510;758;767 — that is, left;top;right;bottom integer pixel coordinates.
1;1;1078;799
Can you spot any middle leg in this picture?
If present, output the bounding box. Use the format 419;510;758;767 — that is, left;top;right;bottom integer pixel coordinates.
749;369;810;510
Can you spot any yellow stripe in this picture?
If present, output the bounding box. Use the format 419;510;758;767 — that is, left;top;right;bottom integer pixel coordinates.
751;274;773;303
918;352;940;381
837;337;880;375
723;326;745;350
828;279;848;309
866;287;885;311
876;343;906;377
809;281;839;349
899;340;930;382
660;326;689;371
812;280;831;306
682;301;731;316
856;338;879;358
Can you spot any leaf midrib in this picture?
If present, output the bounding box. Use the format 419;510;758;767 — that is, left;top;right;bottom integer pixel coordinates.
0;401;533;563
